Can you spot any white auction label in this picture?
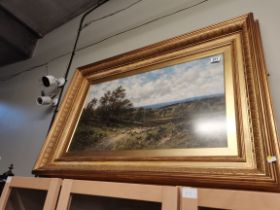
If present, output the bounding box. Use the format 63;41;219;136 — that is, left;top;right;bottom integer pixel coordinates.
182;187;198;199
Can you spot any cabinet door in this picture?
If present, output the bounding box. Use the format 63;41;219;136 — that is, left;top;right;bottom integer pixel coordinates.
0;177;61;210
179;187;280;210
4;187;48;210
68;194;162;210
57;179;178;210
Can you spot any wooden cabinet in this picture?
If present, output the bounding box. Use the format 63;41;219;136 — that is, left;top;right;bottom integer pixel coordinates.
1;177;280;210
57;179;178;210
0;177;177;210
0;177;61;210
179;187;280;210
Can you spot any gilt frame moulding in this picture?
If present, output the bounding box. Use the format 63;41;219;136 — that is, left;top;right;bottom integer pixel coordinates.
33;13;280;192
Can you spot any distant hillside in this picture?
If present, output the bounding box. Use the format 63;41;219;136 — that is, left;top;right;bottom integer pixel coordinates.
138;93;225;109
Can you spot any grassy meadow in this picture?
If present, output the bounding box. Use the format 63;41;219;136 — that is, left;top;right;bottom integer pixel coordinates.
68;86;227;152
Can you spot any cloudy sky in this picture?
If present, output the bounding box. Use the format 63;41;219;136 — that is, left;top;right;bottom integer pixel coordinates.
86;54;225;108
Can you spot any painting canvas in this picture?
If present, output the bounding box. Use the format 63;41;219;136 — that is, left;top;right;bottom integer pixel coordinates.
68;54;227;153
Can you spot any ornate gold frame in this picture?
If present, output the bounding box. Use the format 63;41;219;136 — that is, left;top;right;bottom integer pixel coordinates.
33;13;280;191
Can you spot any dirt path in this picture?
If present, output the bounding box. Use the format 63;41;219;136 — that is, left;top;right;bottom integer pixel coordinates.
96;133;128;149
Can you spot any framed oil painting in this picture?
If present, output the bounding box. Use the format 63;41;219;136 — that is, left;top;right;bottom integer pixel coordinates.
69;51;233;157
33;13;280;192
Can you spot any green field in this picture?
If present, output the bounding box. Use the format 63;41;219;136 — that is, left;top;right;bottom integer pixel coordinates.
68;87;227;152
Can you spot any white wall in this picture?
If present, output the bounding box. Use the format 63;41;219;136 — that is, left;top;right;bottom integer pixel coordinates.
0;0;279;176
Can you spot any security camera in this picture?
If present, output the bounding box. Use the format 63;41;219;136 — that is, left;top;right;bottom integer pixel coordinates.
37;96;58;106
42;75;65;88
38;75;65;107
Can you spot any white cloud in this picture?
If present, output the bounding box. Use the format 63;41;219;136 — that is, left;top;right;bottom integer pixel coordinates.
87;54;225;107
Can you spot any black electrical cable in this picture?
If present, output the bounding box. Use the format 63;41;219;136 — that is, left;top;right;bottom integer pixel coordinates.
0;0;208;82
47;0;110;132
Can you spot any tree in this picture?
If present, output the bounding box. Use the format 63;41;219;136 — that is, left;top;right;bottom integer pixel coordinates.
86;98;97;110
96;86;133;124
135;107;145;122
79;98;98;124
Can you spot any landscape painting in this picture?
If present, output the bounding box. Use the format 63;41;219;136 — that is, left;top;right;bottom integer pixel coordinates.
68;54;227;153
